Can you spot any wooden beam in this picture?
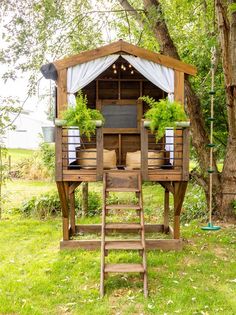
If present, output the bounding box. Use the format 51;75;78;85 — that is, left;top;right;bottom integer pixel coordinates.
82;182;88;216
57;69;67;118
141;121;148;180
69;191;76;235
182;128;190;180
75;223;164;234
69;182;81;195
159;181;174;194
173;182;188;239
55;127;62;181
174;70;185;104
173;182;188;216
54;41;121;71
53;40;197;76
164;189;169;233
56;181;69;218
56;181;69;241
60;239;183;251
96;127;103;180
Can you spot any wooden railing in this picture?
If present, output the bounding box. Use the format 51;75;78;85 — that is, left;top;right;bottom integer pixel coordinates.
140;120;190;181
55;126;103;181
55;124;189;182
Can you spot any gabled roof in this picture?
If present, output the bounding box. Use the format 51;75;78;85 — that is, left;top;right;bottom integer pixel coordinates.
52;40;197;76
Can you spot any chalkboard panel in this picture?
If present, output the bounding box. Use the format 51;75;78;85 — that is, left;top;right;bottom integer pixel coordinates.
102;104;137;128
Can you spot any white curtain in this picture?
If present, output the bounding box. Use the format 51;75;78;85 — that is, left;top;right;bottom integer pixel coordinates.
67;55;120;162
122;55;174;101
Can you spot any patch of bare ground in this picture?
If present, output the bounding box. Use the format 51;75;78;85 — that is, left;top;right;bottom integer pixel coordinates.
109;290;144;315
181;256;200;267
210;245;232;260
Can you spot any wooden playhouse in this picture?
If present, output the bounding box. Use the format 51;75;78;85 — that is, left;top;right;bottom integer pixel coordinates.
41;40;196;296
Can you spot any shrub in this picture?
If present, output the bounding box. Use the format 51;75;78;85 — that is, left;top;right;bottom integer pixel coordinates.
13;143;55;181
77;190;102;217
181;185;207;223
19;189;101;218
232;200;236;215
20;191;61;218
14;153;52;180
39;142;55;179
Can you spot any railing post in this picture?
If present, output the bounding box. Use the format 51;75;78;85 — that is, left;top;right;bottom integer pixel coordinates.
96;127;103;180
182;127;190;180
141;120;148;181
55;126;63;181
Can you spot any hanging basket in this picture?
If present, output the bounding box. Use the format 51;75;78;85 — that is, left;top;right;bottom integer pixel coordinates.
42;126;55;143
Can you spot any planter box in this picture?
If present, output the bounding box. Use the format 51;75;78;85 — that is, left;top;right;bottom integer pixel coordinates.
54;119;103;127
143;120;190;128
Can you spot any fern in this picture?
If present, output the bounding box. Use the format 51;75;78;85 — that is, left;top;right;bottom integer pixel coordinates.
63;91;104;139
141;96;187;141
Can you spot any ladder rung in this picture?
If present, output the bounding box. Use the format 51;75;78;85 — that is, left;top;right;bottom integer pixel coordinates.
105;188;140;192
104;263;144;273
106;204;141;210
105;240;143;250
105;223;142;230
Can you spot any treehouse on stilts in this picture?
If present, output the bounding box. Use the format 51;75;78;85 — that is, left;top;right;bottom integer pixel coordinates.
41;40;196;296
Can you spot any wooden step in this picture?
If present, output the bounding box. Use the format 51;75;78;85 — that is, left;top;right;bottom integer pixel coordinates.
106;188;140;192
106;204;141;210
104;263;144;273
105;223;142;230
105;240;143;250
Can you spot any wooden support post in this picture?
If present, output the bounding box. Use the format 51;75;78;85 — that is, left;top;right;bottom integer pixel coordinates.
82;182;88;217
55;127;63;181
141;120;148;180
173;182;188;239
57;181;69;241
164;188;169;233
69;191;76;235
173;215;180;239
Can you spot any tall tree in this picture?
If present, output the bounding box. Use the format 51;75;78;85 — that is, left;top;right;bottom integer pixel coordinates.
118;0;235;219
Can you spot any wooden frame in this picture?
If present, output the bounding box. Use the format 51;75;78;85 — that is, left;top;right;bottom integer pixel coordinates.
53;40;197;76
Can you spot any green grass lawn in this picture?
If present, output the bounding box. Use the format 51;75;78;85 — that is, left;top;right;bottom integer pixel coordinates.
0;180;236;314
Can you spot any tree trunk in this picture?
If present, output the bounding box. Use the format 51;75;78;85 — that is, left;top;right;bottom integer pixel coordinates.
215;0;236;218
119;0;236;219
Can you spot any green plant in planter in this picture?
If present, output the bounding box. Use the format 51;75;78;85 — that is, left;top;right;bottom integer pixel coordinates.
141;96;187;141
63;91;104;139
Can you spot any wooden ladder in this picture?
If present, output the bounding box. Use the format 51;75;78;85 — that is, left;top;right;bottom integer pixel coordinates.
100;170;148;297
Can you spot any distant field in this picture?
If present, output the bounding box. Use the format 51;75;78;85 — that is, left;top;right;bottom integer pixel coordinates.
7;148;36;164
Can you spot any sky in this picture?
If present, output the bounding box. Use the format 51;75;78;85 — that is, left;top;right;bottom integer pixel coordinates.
0;0;117;125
